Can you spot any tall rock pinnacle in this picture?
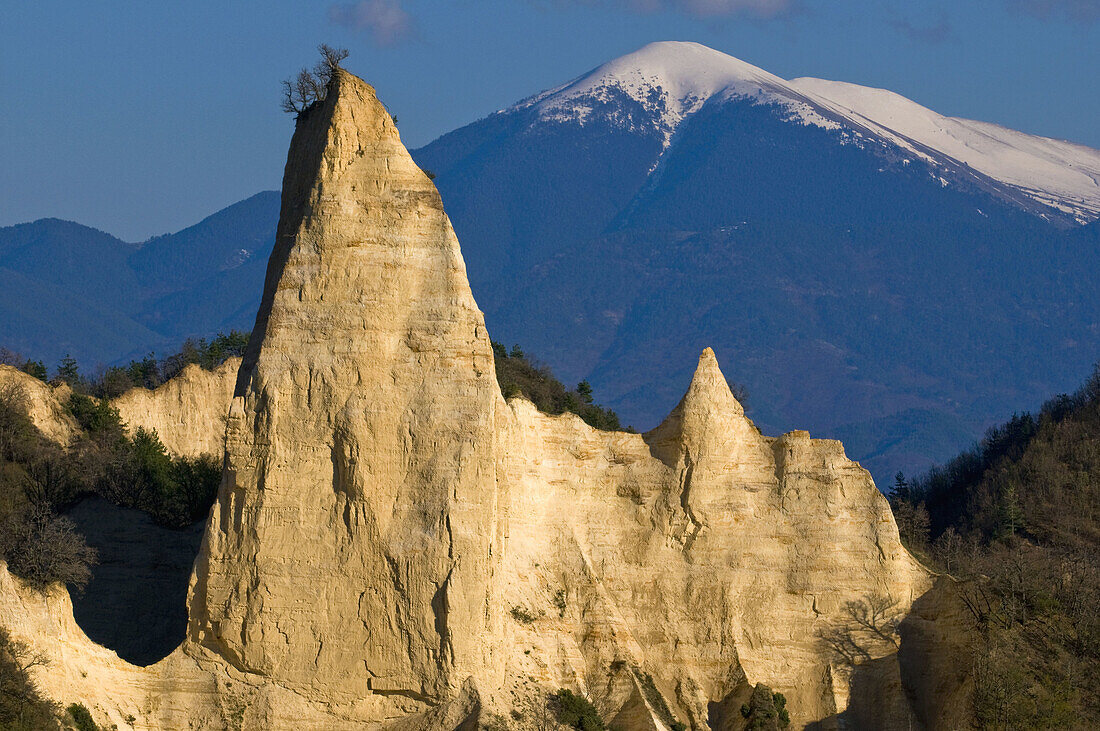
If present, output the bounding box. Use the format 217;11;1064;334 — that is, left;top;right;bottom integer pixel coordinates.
188;69;502;709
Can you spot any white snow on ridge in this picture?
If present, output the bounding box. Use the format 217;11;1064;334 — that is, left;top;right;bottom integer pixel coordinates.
513;41;839;147
789;77;1100;222
512;41;1100;222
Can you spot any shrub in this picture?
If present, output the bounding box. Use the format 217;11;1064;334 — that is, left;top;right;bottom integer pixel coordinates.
510;606;538;624
552;589;567;617
66;394;124;439
21;360;47;382
67;702;99;731
740;684;781;730
773;692;790;728
99;428;220;529
492;340;630;432
0;383;36;464
551;689;606;731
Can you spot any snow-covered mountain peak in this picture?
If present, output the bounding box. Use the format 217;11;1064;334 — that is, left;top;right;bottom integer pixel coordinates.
565;41;785;103
513;41;810;144
504;41;1100;223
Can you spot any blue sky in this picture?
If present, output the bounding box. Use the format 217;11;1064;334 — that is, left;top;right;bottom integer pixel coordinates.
2;0;1097;241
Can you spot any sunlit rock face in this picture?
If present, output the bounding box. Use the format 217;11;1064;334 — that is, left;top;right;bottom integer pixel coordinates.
0;69;961;730
111;357;241;458
494;348;931;728
188;68;504;715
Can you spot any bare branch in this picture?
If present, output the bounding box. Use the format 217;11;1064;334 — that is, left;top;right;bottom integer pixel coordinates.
280;44;350;115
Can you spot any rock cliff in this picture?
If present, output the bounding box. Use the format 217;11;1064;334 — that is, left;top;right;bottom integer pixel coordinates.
111;357;240;457
0;69;968;729
0;364;78;445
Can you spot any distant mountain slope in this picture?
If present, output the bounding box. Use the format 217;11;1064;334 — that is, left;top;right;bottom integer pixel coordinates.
789;76;1100;222
412;41;1100;484
0;192;279;368
494;41;1100;223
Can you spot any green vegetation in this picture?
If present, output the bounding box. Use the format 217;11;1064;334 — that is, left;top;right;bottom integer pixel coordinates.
62;394;221;529
739;685;789;729
1;332;248;401
0;369;220;593
0;382;98;592
550;689;606;731
492;341;630;432
509;606;538;624
892;363;1100;728
552;589;567;617
66;703;99;731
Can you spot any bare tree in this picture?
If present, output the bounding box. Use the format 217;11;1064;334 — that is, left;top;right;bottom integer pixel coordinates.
2;632;48;675
818;594;903;666
0;381;30;463
0;504;97;591
281;44;350;115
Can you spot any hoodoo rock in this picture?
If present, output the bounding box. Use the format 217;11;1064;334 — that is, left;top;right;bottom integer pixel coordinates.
0;364;79;445
188;68;503;720
0;68;966;729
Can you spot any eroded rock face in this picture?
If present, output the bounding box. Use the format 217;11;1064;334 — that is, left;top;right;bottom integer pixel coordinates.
0;69;965;730
187;69;503;719
494;350;930;728
0;365;78;445
111;357;240;458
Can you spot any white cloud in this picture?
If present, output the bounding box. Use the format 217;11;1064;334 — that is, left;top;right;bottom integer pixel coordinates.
328;0;414;45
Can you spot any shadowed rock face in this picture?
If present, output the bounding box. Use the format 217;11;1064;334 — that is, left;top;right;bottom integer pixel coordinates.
68;498;203;666
0;68;967;730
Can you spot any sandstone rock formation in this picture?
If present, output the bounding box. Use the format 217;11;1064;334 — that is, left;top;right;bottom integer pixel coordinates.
0;68;970;729
111;357;240;457
0;364;78;445
189;68;504;723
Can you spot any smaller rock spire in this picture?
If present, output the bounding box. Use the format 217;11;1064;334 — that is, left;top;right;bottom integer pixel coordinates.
682;347;744;419
645;348;748;466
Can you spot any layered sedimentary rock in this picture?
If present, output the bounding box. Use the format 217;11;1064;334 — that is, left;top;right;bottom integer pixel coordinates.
0;364;78;445
111;357;240;457
0;69;967;730
495;351;930;727
187;68;503;724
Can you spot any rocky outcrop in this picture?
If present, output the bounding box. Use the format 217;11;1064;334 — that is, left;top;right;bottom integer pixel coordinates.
111;357;240;457
187;67;503;725
494;351;930;728
0;68;970;729
0;365;78;445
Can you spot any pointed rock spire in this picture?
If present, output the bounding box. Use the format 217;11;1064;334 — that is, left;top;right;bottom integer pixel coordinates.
645;347;749;465
189;68;501;707
682;347;745;420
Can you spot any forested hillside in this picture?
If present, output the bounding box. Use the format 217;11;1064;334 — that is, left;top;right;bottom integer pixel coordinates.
892;366;1100;727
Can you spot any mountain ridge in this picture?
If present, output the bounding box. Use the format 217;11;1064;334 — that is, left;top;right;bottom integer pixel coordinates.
501;41;1100;223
